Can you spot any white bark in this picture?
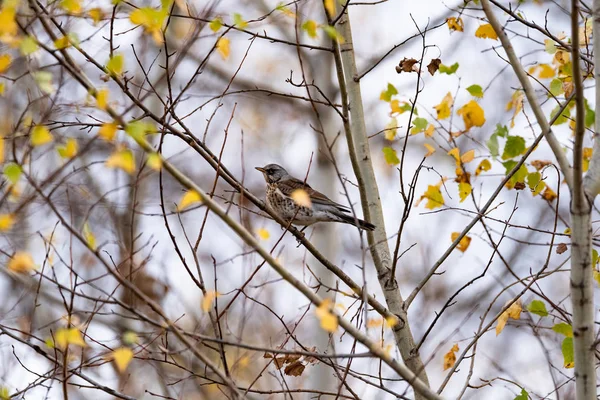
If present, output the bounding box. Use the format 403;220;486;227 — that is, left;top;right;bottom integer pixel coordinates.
331;9;431;398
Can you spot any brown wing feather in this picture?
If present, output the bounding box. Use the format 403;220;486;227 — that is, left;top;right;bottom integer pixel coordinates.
280;177;351;213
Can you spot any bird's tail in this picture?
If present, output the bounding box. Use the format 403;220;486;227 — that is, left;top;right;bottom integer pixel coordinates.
336;213;376;231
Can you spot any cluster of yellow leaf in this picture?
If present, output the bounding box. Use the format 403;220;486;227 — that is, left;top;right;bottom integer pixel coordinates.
54;327;87;349
291;189;311;207
178;190;202;211
201;290;220;312
7;251;35;273
316;298;338;333
129;4;170;44
443;343;459;370
496;299;522;335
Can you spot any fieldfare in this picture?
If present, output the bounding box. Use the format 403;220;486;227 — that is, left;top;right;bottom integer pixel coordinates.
256;163;375;231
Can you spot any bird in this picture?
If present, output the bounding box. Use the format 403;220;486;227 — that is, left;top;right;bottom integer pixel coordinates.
255;163;375;231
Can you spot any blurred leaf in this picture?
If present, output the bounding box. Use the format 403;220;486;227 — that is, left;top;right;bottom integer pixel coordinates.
57;138;78;159
424;143;435;157
33;71;55;94
324;0;335;17
31;125;53;147
209;17;222;32
99;122;118;142
216;37;230;59
291;189;311;207
19;36;39;55
55;327;86;349
0;214;14;231
178;190;202;211
146;153;162;171
3;163;22;185
256;228;270;240
106;53;125;76
232;13;247;29
88;8;103;25
527;300;548;317
112;347;134;373
316;298;338;333
201;290;220;312
302;20;318;38
322;25;344;43
8;252;35;273
382;147;400;165
96;88;109;111
83;222;96;250
0;54;11;73
60;0;81;14
106;148;136;174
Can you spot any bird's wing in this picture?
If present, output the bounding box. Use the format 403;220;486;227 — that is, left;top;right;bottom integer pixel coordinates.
280;177;351;213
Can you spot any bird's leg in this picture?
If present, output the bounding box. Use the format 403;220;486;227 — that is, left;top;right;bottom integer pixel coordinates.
295;226;309;247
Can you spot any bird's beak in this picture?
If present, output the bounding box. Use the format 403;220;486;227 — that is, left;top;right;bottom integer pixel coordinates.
255;167;266;173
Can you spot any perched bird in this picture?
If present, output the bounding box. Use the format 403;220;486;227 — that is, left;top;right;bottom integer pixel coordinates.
255;163;375;231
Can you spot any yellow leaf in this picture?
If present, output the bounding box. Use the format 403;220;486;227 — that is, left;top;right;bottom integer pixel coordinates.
96;88;109;111
216;37;230;60
461;149;475;163
443;343;459;370
425;124;435;137
458;182;472;202
0;7;17;39
450;232;471;252
506;91;524;128
366;318;383;329
324;0;335;17
256;228;270;240
433;92;453;120
130;7;167;44
448;148;460;165
57;138;78;159
384;315;399;328
475;159;491;175
99;122;118;142
88;8;103;25
60;0;81;15
7;251;35;273
178;190;202;211
0;82;5;95
106;53;124;76
475;24;498;40
302;19;318;38
146;153;162;171
541;186;557;202
457;100;486;130
0;54;11;74
316;298;338;333
54;36;71;49
424;143;435;157
106;148;136;174
446;17;464;32
291;189;312;207
83;222;96;250
528;63;555;79
0;214;14;231
420;184;444;209
31;125;53;146
55;327;87;349
583;147;593;172
496;299;522;336
384;118;398;141
209;17;222;32
112;347;134;373
201;290;220;312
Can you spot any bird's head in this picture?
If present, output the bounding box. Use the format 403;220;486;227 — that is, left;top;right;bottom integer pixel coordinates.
255;164;289;184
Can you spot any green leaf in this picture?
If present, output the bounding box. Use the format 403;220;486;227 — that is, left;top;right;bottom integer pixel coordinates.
439;63;459;75
382;147;400;165
549;78;563;96
585;99;595;129
502;161;528;185
410;117;428;134
209;17;222;32
527;300;548;317
466;84;483;98
494;124;508;137
380;83;398;102
502;135;526;160
322;25;343;43
232;13;247;29
19;36;39;55
106;53;124;76
562;337;574;368
550;104;570;125
527;172;541;190
487;134;499;158
0;387;9;400
514;388;528;400
552;322;573;337
3;162;22;185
